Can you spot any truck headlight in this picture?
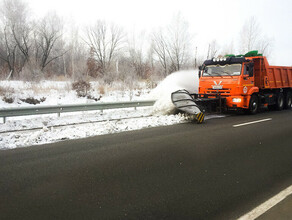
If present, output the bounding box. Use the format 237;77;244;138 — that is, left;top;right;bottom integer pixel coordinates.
232;98;242;103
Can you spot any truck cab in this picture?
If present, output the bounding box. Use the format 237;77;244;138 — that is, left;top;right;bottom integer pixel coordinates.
199;56;257;112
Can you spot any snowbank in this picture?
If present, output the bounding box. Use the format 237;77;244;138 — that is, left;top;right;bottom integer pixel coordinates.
0;79;191;149
0;109;189;149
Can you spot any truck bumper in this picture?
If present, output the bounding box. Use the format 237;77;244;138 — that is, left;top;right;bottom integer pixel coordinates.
192;94;226;113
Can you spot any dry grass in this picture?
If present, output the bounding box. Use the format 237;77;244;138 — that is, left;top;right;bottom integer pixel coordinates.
72;80;91;97
23;80;73;95
0;86;5;96
20;97;46;105
50;75;68;81
2;96;14;103
0;85;15;104
0;85;15;96
98;85;105;95
64;82;72;93
30;84;64;94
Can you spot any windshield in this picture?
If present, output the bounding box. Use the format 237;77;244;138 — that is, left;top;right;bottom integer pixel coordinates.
203;64;242;77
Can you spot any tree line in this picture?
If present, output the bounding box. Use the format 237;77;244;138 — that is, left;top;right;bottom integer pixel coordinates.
0;0;272;82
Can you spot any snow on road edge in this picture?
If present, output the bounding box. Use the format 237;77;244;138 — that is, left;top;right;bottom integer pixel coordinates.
0;110;189;150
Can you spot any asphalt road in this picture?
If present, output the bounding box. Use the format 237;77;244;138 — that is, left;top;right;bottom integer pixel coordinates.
0;110;292;220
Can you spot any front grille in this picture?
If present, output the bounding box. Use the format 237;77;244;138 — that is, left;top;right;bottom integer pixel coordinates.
205;88;231;96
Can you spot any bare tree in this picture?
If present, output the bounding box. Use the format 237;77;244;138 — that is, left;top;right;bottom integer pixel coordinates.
127;31;148;79
0;1;68;79
152;30;169;76
240;17;259;53
147;41;155;72
166;13;192;72
84;20;124;76
0;27;17;78
0;0;31;78
67;25;88;80
34;12;66;71
152;13;192;75
239;17;273;56
152;30;170;75
257;35;273;57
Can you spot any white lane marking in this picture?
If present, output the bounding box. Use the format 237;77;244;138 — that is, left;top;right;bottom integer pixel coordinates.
233;118;272;128
237;185;292;220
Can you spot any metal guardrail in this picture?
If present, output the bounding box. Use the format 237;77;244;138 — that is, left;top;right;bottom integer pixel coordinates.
0;100;156;123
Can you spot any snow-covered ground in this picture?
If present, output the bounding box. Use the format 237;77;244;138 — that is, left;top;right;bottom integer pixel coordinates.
0;80;151;107
0;108;190;149
0;70;223;150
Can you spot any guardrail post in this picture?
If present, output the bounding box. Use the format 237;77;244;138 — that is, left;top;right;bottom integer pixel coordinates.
135;102;139;110
3;117;6;124
58;106;62;117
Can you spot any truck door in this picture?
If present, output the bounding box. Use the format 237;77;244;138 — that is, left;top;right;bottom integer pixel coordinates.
242;63;255;94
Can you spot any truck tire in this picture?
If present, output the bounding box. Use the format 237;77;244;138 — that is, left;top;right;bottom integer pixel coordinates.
276;93;284;110
248;95;258;114
285;92;292;109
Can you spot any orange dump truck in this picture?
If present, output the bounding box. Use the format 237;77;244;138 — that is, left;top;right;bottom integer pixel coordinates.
172;51;292;123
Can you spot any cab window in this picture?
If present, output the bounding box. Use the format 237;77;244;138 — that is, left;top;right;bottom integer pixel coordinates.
244;63;254;77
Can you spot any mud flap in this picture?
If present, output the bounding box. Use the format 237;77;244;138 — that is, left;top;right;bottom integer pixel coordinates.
171;89;205;123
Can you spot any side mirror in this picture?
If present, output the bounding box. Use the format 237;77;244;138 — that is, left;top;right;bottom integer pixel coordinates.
198;66;204;78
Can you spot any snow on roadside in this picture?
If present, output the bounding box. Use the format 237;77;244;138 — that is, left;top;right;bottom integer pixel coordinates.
0;111;189;149
0;107;154;133
0;78;190;150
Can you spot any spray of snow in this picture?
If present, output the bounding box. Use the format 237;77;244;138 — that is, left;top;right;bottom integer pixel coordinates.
148;70;199;115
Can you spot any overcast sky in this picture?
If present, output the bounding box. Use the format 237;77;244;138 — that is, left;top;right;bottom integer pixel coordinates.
26;0;292;65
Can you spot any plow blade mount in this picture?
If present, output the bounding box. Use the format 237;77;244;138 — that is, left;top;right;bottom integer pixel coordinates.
171;89;205;124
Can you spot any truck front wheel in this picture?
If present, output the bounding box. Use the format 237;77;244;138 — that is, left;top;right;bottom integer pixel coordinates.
248;95;258;114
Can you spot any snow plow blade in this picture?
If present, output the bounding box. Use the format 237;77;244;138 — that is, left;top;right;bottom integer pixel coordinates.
171;89;205;124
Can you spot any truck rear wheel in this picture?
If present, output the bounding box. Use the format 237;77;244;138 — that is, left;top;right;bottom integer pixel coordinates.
276;93;284;110
285;92;292;109
248;95;258;114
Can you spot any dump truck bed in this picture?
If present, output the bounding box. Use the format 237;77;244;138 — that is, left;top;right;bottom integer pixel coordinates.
267;65;292;89
252;56;292;89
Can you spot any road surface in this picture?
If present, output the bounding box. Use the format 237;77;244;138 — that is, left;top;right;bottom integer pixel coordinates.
0;110;292;219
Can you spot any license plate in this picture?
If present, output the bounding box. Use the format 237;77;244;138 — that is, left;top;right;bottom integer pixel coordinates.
212;85;223;89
